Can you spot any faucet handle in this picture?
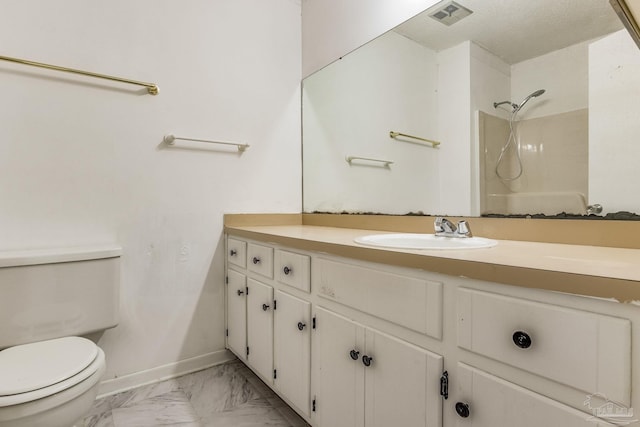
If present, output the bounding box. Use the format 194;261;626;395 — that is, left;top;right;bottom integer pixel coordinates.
457;221;473;237
435;217;457;234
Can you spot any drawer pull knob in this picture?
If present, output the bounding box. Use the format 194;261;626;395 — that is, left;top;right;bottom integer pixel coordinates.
237;289;244;296
283;266;292;275
297;322;306;331
230;249;237;256
362;355;373;367
252;257;261;265
349;350;360;360
262;303;270;311
455;402;470;418
513;331;532;349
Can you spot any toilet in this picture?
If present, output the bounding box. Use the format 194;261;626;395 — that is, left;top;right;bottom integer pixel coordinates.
0;246;121;427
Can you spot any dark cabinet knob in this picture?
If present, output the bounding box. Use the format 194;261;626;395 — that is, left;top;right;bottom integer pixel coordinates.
297;322;306;331
349;349;360;360
513;331;532;349
236;289;244;296
362;355;373;367
262;303;270;311
229;249;237;256
283;266;292;275
252;257;261;265
455;402;470;418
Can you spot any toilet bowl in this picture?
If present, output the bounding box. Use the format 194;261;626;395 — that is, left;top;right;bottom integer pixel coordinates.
0;337;106;427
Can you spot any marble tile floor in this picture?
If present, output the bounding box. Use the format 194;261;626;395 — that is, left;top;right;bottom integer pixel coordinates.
83;360;310;427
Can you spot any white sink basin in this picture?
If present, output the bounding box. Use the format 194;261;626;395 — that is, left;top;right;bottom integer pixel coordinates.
354;233;497;250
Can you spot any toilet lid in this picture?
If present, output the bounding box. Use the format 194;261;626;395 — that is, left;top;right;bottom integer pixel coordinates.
0;336;98;396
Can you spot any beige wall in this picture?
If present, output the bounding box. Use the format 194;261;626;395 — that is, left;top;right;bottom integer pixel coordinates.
479;110;588;215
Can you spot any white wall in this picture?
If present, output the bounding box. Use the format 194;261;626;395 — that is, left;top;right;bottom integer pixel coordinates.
303;31;439;214
436;42;472;216
511;40;590;120
302;0;440;77
0;0;301;386
589;30;640;213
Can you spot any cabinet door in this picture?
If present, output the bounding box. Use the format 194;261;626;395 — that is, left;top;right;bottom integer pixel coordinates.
364;328;443;427
313;307;365;427
247;278;274;384
454;364;616;427
226;270;247;361
273;290;311;416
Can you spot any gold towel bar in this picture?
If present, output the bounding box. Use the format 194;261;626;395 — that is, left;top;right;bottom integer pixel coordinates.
0;54;159;95
389;131;440;148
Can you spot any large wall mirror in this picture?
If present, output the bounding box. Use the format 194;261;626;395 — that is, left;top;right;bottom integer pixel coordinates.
302;0;640;219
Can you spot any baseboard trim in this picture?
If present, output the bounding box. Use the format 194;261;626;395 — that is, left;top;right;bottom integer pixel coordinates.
97;349;236;398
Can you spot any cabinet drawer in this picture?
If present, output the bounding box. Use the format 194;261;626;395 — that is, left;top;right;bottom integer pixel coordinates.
457;288;631;405
227;238;247;269
247;243;274;279
275;249;311;292
455;363;617;427
316;258;442;339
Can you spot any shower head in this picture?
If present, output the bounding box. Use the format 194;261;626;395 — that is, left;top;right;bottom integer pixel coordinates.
514;89;545;112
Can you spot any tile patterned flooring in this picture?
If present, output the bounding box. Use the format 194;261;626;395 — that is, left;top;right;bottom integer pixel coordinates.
83;360;310;427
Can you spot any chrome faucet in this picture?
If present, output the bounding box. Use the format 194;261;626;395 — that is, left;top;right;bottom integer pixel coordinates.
434;217;473;238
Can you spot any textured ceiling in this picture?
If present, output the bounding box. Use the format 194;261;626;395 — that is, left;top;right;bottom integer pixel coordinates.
394;0;624;64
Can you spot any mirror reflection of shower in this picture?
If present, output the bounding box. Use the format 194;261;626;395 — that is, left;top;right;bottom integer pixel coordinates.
492;89;546;181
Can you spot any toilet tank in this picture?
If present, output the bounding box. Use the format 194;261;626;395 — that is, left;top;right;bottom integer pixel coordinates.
0;245;121;349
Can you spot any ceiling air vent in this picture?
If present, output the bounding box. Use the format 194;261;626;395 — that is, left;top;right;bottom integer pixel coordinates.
428;1;473;26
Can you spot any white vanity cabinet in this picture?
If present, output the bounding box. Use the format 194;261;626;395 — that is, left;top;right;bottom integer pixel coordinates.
226;231;637;427
312;306;443;427
225;237;313;419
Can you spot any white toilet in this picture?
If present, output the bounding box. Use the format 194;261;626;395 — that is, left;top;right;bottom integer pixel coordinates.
0;246;121;427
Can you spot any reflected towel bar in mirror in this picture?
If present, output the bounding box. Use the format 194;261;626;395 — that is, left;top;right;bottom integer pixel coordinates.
164;135;250;152
346;156;393;167
390;131;441;148
0;54;159;95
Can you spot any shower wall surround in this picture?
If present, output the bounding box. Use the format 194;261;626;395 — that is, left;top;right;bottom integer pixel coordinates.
479;109;589;215
0;0;301;394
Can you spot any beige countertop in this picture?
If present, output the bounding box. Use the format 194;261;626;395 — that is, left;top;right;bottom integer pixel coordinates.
225;224;640;303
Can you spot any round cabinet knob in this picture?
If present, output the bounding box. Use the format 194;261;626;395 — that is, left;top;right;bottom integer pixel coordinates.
252;257;261;265
229;249;237;256
262;303;270;311
512;331;532;349
362;355;373;367
297;322;306;331
455;402;470;418
237;289;244;296
283;266;292;275
349;350;360;360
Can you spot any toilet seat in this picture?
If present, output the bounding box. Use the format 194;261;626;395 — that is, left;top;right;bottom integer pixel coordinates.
0;337;103;407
